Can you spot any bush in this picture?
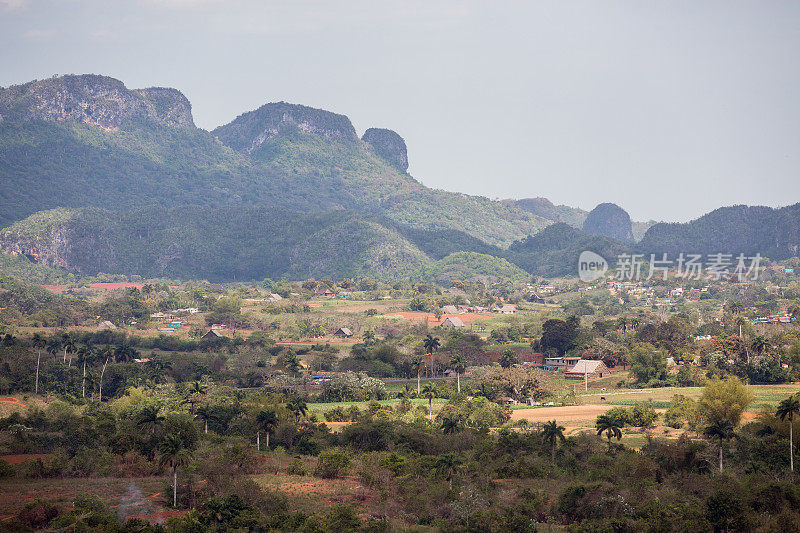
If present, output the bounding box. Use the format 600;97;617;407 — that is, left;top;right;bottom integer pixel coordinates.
18;499;59;528
287;457;306;476
631;403;658;428
323;407;347;422
315;448;351;478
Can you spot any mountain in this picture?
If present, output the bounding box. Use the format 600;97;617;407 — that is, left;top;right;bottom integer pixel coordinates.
506;223;632;277
582;203;634;242
0;74;549;247
640;204;800;259
508;197;587;228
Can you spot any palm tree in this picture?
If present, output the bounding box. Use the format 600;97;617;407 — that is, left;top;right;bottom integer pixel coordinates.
31;333;46;395
704;419;735;472
61;332;75;365
411;356;424;394
136;405;165;435
362;330;376;345
422;383;437;421
158;433;193;508
449;354;466;393
751;335;770;356
195;405;218;435
75;345;93;399
256;409;278;451
440;415;462;435
776;395;800;472
596;414;623;446
423;334;441;376
182;381;207;415
98;348;112;402
286;397;308;423
114;344;137;364
541;420;566;462
435;452;462;489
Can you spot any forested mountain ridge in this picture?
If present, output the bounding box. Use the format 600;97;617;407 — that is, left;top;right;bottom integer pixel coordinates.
0;74;549;246
640;204;800;259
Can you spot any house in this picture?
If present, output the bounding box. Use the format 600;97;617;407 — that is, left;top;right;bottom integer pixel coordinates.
333;327;353;338
441;305;459;315
493;304;517;314
528;293;546;304
98;320;117;330
168;321;183;328
266;293;283;302
565;360;609;379
440;316;465;328
202;329;223;339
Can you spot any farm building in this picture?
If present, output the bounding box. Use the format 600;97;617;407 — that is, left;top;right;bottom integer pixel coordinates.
334;327;353;338
440;317;465;328
493;304;517;314
441;305;459;315
565;360;609;379
202;329;223;339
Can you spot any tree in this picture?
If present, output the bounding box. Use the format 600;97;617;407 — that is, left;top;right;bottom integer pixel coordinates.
440;415;462;435
256;409;278;451
498;349;519;369
362;330;376;345
136;405;165;435
434;452;462;489
74;345;93;399
751;335;770;356
31;333;46;395
195;406;218;435
411;356;424;394
422;383;437;421
449;354;466;393
61;332;75;365
697;377;753;427
158;433;193;508
423;334;441;376
98;349;112;402
596;414;622;446
704;419;735;472
776;394;800;473
540;420;566;462
286;397;308;423
182;381;207;415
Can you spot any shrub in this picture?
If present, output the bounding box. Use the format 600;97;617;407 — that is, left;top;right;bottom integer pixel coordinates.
18;499;59;528
315;448;351;478
324;407;347;422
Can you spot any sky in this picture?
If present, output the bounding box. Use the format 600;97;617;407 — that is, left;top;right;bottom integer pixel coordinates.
1;0;799;222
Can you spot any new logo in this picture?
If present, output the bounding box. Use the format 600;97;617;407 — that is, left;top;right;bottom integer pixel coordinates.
578;251;608;282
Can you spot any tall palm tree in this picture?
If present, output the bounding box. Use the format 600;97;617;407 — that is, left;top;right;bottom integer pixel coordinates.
286;397;308;423
776;395;800;472
31;333;46;395
422;383;437;421
158;433;193;508
98;348;112;402
182;381;207;415
61;332;75;365
74;345;95;399
362;330;376;345
195;405;218;435
411;356;424;394
440;415;462;435
256;409;278;450
704;420;735;472
541;420;566;462
751;335;770;356
136;405;165;435
423;334;441;377
449;354;466;393
596;414;623;446
434;452;462;489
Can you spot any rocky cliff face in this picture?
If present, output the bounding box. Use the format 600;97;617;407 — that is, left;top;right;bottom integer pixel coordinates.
0;209;115;274
583;203;634;242
213;102;358;154
0;74;194;129
362;128;408;171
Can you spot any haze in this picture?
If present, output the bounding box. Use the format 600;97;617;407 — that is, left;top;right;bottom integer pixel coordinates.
1;0;798;222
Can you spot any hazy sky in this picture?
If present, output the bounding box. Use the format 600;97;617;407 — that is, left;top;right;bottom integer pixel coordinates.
2;1;798;222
